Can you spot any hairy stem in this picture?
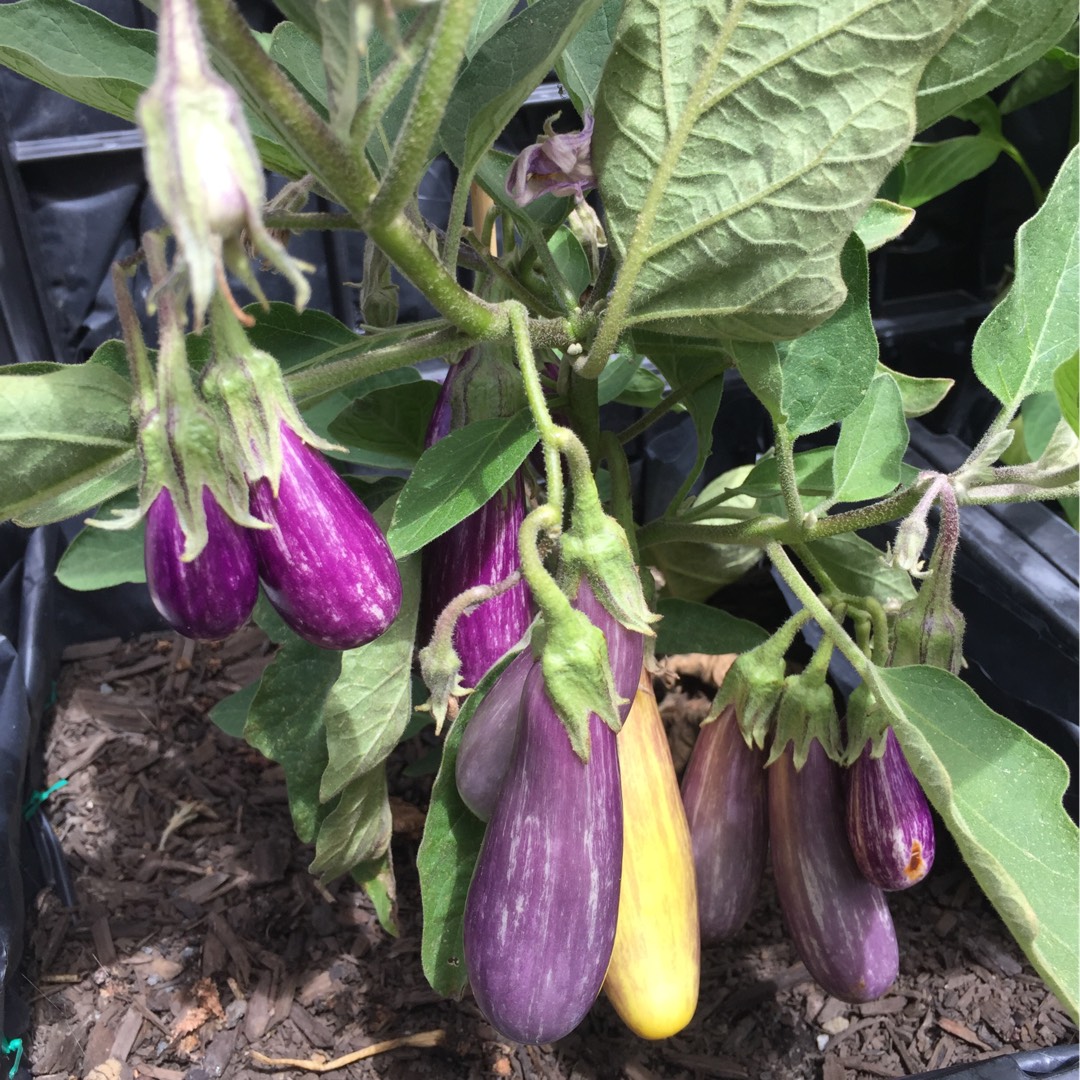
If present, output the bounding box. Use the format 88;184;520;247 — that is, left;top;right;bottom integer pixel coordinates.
774;422;804;525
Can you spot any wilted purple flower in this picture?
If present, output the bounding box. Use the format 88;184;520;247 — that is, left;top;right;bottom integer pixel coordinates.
507;112;596;207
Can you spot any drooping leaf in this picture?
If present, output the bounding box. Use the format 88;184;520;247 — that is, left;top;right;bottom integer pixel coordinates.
0;365;137;526
310;767;393;880
593;0;962;343
915;0;1077;131
1000;29;1079;115
855;199;917;252
547;226;593;301
243;637;342;844
802;534;917;605
327;380;441;469
1021;390;1064;459
387;410;538;558
352;852;399;936
418;654;515;998
973;146;1079;410
899;135;1002;207
597;351;644;405
466;0;519;58
209;680;260;740
613;365;666;409
880;363;954;418
439;0;603;174
552;0;623;115
653;598;769;656
1053;351;1079;435
779;236;879;437
630;329;732;368
877;665;1079;1018
831;373;909;503
55;490;145;590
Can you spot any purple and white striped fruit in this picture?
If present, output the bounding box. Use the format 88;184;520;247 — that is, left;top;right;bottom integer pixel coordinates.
463;661;623;1044
145;486;258;640
573;577;644;722
681;705;768;942
846;727;935;891
769;738;899;1003
456;648;533;820
249;423;401;649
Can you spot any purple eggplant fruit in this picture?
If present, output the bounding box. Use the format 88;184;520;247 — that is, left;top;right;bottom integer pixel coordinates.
846;728;935;891
573;577;644;723
456;648;533;821
249;423;402;649
681;705;768;942
769;739;899;1003
464;661;623;1044
145;486;258;640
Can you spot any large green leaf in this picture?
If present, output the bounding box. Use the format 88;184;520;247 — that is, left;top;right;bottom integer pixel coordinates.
327;381;441;470
831;373;909;502
653;598;768;655
915;0;1077;131
310;767;392;880
55;490;145;590
439;0;603;174
1000;28;1079;115
0;365;137;525
386;410;538;559
877;665;1079;1018
802;533;917;605
899;134;1003;207
552;0;622;115
881;363;954;419
593;0;961;343
1053;351;1079;435
973;146;1079;411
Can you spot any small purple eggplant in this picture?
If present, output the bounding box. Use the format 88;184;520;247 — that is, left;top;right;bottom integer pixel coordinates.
463;661;623;1044
681;705;769;942
846;728;935;891
573;577;644;723
456;648;533;821
769;739;899;1004
145;486;258;640
249;423;402;650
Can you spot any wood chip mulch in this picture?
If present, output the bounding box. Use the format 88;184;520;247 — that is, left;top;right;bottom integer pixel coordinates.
19;630;1076;1080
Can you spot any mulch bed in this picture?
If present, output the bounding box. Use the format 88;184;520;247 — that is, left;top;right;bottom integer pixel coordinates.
21;629;1076;1080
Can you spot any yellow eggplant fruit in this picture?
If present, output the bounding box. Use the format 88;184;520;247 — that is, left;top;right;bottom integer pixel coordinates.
604;670;700;1039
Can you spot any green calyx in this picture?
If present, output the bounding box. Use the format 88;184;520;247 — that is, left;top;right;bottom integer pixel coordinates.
842;681;889;765
417;635;466;738
766;667;842;770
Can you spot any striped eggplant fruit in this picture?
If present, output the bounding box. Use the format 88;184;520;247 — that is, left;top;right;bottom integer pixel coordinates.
463;661;622;1044
573;578;644;722
249;423;401;649
145;486;258;640
681;704;769;942
769;738;899;1003
846;727;935;890
604;670;699;1039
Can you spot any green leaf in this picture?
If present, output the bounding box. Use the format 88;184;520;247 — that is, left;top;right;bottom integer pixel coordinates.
387;410;538;559
613;366;666;409
630;328;732;368
832;373;909;502
1001;30;1079;115
779;236;879;437
855;199;916;252
741;446;837;499
597;351;644;405
877;665;1079;1018
55;490;145;590
1021;390;1063;460
553;0;623;115
973;146;1079;410
327;380;441;469
474;149;575;238
653;598;769;655
547;227;593;302
0;365;137;525
1053;351;1079;435
440;0;603;173
802;534;917;604
915;0;1077;131
248;303;361;370
313;0;365;133
594;0;961;342
352;852;399;936
466;0;519;58
209;680;260;739
418;654;515;998
899;135;1002;207
880;362;954;418
310;767;392;880
319;512;421;801
243;639;341;844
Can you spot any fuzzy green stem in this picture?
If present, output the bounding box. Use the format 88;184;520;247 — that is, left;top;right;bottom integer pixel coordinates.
1001;141;1045;206
617;378;704;445
567;368;600;465
774;423;805;525
600;431;636;552
463;233;562;317
791;542;837;597
111;261;155;414
264;211;362;231
517;215;579;315
369;0;477;222
443;164;480;268
518;503;568;618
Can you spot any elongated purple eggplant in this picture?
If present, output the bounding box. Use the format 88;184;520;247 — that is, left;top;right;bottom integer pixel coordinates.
573;578;644;722
145;486;258;640
769;739;899;1003
249;423;401;649
456;648;533;820
464;661;623;1044
846;728;935;891
681;705;768;942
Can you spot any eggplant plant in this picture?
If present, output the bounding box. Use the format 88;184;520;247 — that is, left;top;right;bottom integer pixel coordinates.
0;0;1077;1050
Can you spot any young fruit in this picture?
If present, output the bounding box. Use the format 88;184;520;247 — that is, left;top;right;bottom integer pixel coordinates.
463;661;622;1044
249;423;401;649
681;704;769;942
846;727;936;890
144;486;258;640
604;670;699;1039
769;738;899;1003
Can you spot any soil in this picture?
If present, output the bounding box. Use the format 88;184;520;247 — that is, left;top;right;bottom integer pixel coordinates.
20;629;1077;1080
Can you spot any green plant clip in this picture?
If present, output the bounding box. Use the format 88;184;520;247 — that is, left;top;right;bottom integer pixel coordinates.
22;778;69;821
0;1035;23;1078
